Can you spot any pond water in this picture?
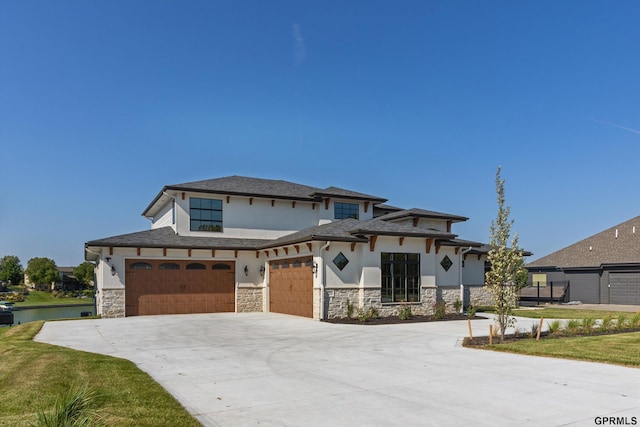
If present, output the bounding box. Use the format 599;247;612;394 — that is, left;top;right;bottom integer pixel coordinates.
10;305;95;325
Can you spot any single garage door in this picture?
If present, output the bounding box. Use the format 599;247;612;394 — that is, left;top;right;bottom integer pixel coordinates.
269;256;313;318
125;259;235;316
609;273;640;305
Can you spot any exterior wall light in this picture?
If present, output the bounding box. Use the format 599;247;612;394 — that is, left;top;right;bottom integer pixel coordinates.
312;263;318;277
110;265;116;276
259;266;265;277
244;265;249;276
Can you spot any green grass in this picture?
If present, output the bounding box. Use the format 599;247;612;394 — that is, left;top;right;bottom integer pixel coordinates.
488;332;640;367
511;307;637;319
13;290;94;306
0;322;201;426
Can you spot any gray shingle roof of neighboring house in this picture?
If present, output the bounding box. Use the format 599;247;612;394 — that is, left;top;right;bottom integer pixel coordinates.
375;208;468;222
143;176;388;217
85;227;271;251
527;215;640;268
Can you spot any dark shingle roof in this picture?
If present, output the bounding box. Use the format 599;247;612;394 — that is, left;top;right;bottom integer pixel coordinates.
309;186;387;203
86;227;270;250
375;208;468;222
527;215;640;268
143;176;387;216
260;219;368;249
347;218;456;239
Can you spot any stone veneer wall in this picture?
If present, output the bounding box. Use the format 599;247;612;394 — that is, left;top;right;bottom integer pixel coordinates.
237;287;263;313
325;286;466;319
100;289;125;318
467;285;493;307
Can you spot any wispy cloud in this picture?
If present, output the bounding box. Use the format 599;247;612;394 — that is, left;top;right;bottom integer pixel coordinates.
592;119;640;136
292;23;306;67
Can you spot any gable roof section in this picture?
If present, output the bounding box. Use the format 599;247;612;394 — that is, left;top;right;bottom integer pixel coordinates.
527;215;640;268
143;176;387;217
375;208;468;223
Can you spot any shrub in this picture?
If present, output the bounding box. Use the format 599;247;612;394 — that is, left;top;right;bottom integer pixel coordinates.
466;305;477;318
615;314;628;331
600;315;614;331
346;299;354;319
356;307;379;323
565;319;581;335
581;317;596;334
433;301;446;319
398;302;412;320
35;385;103;427
453;299;462;313
630;312;640;329
530;322;539;339
547;319;561;334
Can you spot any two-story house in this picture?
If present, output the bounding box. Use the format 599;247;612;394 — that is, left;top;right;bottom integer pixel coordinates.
85;176;492;319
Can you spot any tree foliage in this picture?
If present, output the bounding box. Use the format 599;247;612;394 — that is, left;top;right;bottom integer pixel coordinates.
485;167;527;343
25;257;59;289
73;262;95;287
0;255;24;287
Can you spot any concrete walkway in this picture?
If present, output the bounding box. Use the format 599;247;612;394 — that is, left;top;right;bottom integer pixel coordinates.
36;313;640;427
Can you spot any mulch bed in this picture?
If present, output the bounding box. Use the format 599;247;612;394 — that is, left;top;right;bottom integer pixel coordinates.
324;313;480;325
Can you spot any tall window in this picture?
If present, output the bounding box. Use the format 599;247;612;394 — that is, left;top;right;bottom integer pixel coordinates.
190;198;223;232
381;253;420;303
334;202;359;220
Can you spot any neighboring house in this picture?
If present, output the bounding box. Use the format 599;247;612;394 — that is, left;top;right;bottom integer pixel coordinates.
25;267;82;291
527;215;640;305
85;176;493;319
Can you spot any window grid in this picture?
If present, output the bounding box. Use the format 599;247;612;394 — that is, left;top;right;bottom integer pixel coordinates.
381;253;420;303
334;202;359;220
190;197;223;232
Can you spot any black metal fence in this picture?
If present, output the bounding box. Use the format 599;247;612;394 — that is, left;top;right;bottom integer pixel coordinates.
519;281;570;306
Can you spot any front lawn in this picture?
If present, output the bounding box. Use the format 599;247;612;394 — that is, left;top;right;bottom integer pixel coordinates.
511;307;636;319
13;290;94;306
0;322;200;426
486;332;640;367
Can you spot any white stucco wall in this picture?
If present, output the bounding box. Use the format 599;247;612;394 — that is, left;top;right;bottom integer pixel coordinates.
462;255;486;285
153;191;374;239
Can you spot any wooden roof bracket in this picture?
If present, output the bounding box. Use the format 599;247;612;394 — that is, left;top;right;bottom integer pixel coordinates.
324;198;330;210
413;218;419;227
369;235;378;252
399;237;404;246
364;201;369;213
425;238;433;253
351;242;356;252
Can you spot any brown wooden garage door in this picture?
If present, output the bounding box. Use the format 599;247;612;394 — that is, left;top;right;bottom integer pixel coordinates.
125;259;235;316
269;256;313;318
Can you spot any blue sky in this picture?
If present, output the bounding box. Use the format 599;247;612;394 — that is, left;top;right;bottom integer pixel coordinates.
2;1;640;267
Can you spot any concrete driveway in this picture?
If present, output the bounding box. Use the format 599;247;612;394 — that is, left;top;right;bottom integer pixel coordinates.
36;313;640;426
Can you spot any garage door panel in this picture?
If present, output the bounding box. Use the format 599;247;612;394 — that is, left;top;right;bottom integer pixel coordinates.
610;273;640;305
269;257;313;318
125;259;235;316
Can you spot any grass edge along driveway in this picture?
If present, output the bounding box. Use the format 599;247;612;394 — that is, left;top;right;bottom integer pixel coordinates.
482;308;640;367
0;321;200;427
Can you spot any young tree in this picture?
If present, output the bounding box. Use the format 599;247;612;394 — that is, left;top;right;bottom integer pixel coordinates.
73;262;95;288
485;167;527;343
0;255;24;287
25;257;59;291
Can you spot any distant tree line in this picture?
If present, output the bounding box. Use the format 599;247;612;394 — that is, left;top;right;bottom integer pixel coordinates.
0;255;94;292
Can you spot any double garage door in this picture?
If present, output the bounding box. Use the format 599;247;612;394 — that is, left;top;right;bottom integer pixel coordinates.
609;273;640;305
125;259;235;316
269;256;314;318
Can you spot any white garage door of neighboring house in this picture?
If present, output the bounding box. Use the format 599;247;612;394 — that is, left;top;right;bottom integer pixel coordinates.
609;273;640;305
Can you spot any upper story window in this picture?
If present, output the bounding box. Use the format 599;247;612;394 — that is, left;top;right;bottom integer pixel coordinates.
334;202;359;220
190;198;223;232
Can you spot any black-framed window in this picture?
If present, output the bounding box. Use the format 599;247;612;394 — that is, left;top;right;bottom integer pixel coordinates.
334;202;359;220
190;198;223;232
381;253;420;303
